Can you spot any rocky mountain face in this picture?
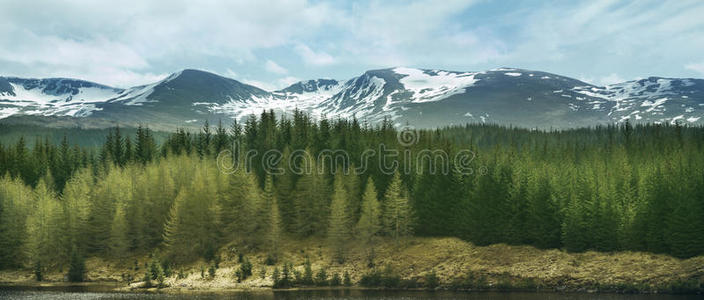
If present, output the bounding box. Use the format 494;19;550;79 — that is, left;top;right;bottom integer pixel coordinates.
1;68;702;130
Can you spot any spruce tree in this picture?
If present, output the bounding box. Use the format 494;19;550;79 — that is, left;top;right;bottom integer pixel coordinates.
382;171;413;242
356;177;381;243
109;203;129;262
328;172;351;262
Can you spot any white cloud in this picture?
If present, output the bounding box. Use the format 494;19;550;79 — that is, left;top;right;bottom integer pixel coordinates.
0;0;702;87
240;79;277;92
264;60;288;74
598;73;626;86
294;44;335;66
686;63;704;74
277;76;300;88
223;69;238;79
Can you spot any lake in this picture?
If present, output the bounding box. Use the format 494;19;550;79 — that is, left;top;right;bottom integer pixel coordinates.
0;287;701;300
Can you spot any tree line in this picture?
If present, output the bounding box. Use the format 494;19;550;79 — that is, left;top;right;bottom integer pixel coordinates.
1;110;703;281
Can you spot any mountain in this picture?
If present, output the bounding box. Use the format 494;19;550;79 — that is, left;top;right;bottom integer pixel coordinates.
0;77;123;119
1;68;702;129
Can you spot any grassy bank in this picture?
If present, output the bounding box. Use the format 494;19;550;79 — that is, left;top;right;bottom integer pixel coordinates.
1;237;703;294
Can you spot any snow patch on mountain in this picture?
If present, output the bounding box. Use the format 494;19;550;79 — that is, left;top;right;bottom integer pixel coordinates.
393;67;479;103
109;71;183;105
0;79;122;117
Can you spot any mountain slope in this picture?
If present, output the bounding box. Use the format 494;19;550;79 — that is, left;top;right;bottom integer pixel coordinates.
1;68;702;129
0;77;123;119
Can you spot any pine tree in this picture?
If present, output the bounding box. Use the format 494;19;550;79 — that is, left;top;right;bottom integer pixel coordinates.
268;194;283;263
356;177;381;243
293;150;330;236
62;169;92;254
163;164;221;261
263;174;282;260
25;180;66;273
328;172;351;262
0;176;32;268
528;175;562;249
382;171;413;242
109;202;129;262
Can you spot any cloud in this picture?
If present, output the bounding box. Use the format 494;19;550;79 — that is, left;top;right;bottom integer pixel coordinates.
294;44;335;66
264;60;288;74
0;0;702;86
277;76;300;88
686;63;704;74
598;73;626;86
240;79;277;91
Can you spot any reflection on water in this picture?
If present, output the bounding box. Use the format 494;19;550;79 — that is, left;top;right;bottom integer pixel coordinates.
0;287;701;300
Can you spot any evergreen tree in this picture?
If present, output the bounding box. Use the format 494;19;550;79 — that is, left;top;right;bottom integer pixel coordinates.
0;176;32;268
382;171;413;242
25;180;66;273
109;202;129;262
356;177;381;243
328;172;351;262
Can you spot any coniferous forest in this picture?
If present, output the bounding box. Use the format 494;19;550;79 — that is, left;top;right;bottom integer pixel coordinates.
1;110;704;282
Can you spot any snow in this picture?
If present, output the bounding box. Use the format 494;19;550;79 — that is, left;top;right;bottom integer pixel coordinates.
0;107;19;119
394;67;479;103
110;71;182;106
687;117;701;122
641;98;668;112
0;81;121;118
6;83;63;104
504;72;522;77
670;115;684;125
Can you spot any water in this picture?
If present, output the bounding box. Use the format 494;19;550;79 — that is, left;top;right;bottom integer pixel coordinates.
0;287;701;300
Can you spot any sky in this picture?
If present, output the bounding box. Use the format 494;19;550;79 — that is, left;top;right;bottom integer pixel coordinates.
1;0;703;90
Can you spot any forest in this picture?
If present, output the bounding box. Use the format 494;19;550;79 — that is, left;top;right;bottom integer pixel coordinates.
1;109;704;283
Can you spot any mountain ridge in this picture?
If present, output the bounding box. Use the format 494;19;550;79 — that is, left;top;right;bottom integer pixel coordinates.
1;68;702;129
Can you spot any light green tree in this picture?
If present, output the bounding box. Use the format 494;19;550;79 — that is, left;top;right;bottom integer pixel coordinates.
328;172;351;262
382;171;413;242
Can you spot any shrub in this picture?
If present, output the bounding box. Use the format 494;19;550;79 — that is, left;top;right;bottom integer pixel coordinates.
265;254;277;265
272;267;281;288
208;264;216;279
343;271;352;286
303;257;314;285
330;272;341;286
67;250;85;282
315;268;328;286
33;262;42;281
425;271;439;290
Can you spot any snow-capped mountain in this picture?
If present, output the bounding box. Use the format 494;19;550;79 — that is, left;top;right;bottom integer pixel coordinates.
0;77;123;119
1;68;702;129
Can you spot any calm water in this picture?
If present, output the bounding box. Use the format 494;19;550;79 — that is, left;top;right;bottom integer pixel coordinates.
0;287;701;300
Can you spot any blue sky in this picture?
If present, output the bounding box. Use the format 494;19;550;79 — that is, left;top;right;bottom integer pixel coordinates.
1;0;703;90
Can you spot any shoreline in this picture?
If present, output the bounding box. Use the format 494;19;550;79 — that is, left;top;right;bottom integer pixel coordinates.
2;237;702;295
1;279;701;295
